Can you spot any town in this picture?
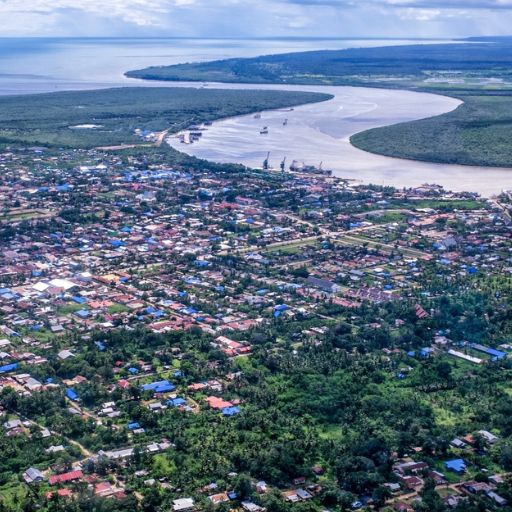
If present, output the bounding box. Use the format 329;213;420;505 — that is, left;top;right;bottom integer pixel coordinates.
0;142;511;512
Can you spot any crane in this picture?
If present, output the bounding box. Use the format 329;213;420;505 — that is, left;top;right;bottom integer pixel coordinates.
263;152;270;171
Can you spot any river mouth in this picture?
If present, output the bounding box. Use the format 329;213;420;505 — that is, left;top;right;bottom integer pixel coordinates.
159;81;512;197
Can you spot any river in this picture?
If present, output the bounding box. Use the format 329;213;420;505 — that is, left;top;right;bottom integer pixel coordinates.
0;37;511;195
165;82;512;196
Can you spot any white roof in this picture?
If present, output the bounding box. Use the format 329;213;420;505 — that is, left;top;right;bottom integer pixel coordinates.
48;278;77;290
33;282;50;292
173;498;194;511
58;349;75;360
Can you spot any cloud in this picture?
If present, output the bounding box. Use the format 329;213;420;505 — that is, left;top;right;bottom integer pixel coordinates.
0;0;512;36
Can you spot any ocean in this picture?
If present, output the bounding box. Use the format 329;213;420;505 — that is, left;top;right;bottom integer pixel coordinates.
0;37;453;94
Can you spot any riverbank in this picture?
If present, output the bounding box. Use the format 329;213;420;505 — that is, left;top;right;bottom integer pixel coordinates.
126;41;512;172
158;82;511;196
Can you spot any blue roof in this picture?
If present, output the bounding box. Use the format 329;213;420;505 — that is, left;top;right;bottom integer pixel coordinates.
128;367;139;374
470;343;506;360
127;422;141;430
0;363;18;374
222;406;241;416
72;296;87;304
168;397;187;407
95;341;106;351
66;388;79;401
445;459;466;473
75;309;89;318
141;380;175;393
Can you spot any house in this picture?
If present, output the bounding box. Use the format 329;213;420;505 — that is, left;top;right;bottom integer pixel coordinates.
296;489;313;500
141;380;175;394
95;481;115;497
487;491;507;507
478;430;499;445
49;470;83;486
401;475;423;490
168;397;187;407
394;503;414;512
222;406;240;416
208;493;229;504
173;498;195;511
24;467;44;483
4;419;22;430
282;490;300;503
462;481;491;494
65;388;79;401
306;276;340;294
241;501;265;512
205;396;233;410
394;461;428;475
384;482;401;493
428;471;446;485
450;438;466;449
445;459;466;474
256;481;268;494
58;349;75;360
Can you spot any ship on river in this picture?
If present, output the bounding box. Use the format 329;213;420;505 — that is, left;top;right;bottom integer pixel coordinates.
289;160;332;176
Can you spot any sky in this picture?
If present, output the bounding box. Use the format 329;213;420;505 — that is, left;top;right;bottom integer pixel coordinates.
1;0;512;38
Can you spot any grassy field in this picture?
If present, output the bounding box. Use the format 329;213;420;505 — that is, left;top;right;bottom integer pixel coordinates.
0;87;331;149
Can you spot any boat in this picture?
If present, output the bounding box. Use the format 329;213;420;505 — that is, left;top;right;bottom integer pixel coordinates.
290;160;332;176
260;126;268;135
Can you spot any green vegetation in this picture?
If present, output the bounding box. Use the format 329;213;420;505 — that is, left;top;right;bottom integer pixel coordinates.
0;87;331;149
351;94;512;167
125;40;512;91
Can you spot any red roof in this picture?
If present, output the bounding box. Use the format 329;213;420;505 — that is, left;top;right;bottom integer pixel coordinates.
118;379;130;389
95;481;113;495
49;470;83;485
205;396;233;410
45;489;73;499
